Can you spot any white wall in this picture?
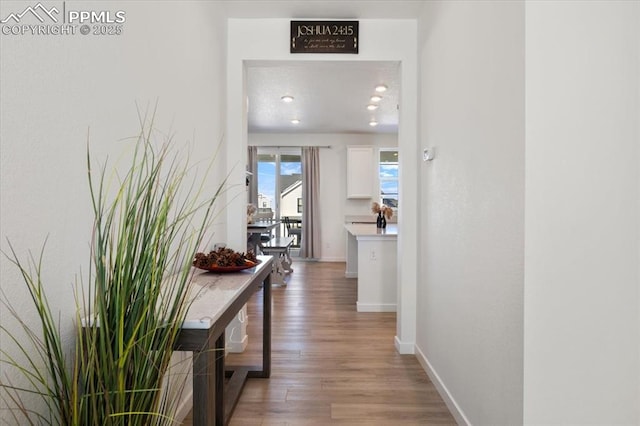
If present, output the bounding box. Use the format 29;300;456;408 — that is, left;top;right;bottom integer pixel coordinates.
417;1;525;424
418;1;640;424
523;2;639;424
249;132;397;261
0;1;227;422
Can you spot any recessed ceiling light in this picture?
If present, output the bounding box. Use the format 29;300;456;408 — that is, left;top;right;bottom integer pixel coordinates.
281;95;294;103
367;104;379;111
370;95;382;102
375;85;387;93
369;120;378;127
291;119;300;124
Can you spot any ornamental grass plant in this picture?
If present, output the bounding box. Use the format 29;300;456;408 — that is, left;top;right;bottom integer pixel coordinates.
1;111;225;425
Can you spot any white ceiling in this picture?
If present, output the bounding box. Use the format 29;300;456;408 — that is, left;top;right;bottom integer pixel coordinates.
247;61;400;134
227;0;420;134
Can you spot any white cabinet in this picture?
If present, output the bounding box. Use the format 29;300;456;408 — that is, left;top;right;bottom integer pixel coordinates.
346;146;374;199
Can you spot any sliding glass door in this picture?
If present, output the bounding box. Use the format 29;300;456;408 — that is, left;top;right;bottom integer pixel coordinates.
257;148;302;248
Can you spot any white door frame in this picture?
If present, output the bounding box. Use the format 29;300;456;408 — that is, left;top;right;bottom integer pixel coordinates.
226;18;418;353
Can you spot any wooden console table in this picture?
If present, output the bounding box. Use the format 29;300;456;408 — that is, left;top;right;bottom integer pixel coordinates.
175;255;273;426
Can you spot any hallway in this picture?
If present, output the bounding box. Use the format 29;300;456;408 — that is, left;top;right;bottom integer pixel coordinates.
184;261;455;425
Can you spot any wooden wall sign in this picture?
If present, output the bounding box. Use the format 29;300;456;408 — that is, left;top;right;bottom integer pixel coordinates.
290;21;359;54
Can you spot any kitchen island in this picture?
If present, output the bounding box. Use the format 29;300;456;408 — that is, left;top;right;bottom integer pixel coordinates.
344;223;398;312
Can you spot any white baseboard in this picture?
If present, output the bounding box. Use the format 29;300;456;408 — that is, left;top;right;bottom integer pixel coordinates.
394;335;415;354
345;271;357;278
318;257;345;262
415;345;471;426
356;302;396;312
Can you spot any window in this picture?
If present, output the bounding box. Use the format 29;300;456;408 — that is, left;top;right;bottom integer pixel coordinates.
379;149;398;209
297;198;303;213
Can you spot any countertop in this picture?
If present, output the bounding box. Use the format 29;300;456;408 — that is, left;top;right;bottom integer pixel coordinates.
81;256;272;330
345;214;398;224
182;255;271;329
345;223;398;237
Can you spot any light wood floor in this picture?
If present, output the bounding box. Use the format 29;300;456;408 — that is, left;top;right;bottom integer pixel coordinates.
182;261;455;425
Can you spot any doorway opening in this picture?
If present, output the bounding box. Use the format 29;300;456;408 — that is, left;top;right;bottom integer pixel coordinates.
228;22;419;352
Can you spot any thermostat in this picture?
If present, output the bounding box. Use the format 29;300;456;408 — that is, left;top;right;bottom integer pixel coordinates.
423;148;434;161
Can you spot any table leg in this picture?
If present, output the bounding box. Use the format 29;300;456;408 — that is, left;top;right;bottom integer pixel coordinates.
262;272;272;377
247;233;262;255
215;332;225;426
245;272;271;378
261;249;289;286
192;339;216;426
272;253;286;286
281;249;293;273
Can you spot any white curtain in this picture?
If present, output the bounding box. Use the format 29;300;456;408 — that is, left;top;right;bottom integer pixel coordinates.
247;145;258;205
301;147;321;259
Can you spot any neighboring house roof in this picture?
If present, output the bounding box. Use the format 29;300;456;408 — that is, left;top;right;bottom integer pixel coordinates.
280;173;301;194
281;180;302;198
